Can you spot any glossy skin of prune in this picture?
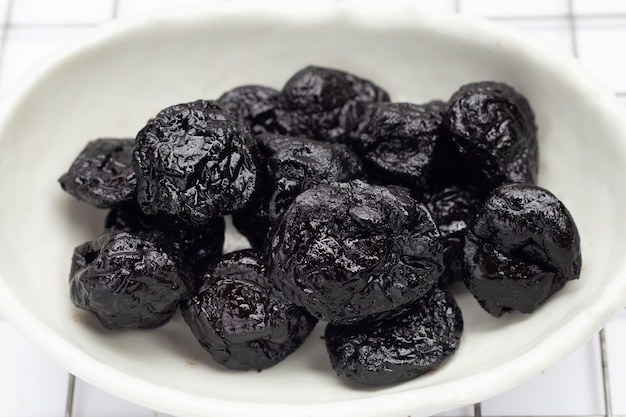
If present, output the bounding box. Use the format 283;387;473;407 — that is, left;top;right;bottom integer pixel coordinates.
427;185;485;284
181;250;318;371
218;85;281;135
59;138;136;208
269;180;444;324
233;134;365;250
444;81;538;186
105;203;224;275
463;183;582;317
353;101;444;192
276;66;390;143
133;100;258;225
325;286;463;385
69;230;191;330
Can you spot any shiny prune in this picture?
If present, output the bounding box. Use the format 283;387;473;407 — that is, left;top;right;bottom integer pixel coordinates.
59;138;136;208
325;286;463;385
463;183;582;317
181;250;318;371
218;85;281;135
105;203;224;274
444;81;538;187
269;180;443;324
69;230;191;330
353;101;444;193
133;100;258;225
427;185;485;283
233;134;365;250
276;66;389;143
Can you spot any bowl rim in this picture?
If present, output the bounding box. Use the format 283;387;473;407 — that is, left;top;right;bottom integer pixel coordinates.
1;2;626;417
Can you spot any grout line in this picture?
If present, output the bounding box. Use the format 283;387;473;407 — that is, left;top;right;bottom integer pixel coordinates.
599;329;614;417
112;0;120;19
65;374;76;417
454;0;461;13
566;0;579;57
0;0;14;95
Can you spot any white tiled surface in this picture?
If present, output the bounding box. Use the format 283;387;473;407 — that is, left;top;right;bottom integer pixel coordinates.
0;1;625;417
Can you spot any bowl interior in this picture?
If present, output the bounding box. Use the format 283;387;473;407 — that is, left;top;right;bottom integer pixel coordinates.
0;6;625;417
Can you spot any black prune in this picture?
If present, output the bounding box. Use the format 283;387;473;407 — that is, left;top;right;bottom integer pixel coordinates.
69;230;191;330
218;85;281;135
325;286;463;385
133;100;258;225
463;183;582;317
59;138;136;208
276;66;390;143
444;81;538;186
269;180;443;325
181;250;318;371
233;134;365;250
353;101;445;193
427;185;485;283
105;203;224;274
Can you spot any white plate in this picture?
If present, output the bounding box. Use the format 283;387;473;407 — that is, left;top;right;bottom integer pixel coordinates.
1;3;626;417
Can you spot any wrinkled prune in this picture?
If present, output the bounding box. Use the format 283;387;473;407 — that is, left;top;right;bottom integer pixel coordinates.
276;66;389;143
444;81;538;187
269;180;443;324
218;85;281;135
181;250;318;371
105;203;224;274
69;230;191;330
133;100;258;225
427;185;485;283
59;138;136;208
463;183;582;317
325;286;463;385
233;134;365;250
353;101;445;192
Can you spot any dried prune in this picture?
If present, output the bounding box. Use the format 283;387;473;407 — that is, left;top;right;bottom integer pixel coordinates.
427;185;485;283
353;101;445;192
276;66;389;143
218;85;281;135
59;138;136;208
105;203;224;274
181;250;317;371
69;230;191;330
233;134;365;250
269;180;443;324
463;183;582;317
444;81;538;187
133;100;258;225
325;286;463;385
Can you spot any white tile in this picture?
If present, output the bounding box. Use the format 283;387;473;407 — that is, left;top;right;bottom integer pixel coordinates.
10;0;114;25
460;0;567;17
573;0;626;15
0;0;10;23
505;18;574;55
116;0;222;17
0;320;174;417
480;336;604;415
0;321;68;417
576;18;626;92
74;379;167;417
404;0;457;14
0;27;90;97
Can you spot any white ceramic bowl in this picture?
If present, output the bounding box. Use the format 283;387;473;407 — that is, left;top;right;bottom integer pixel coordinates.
1;3;626;417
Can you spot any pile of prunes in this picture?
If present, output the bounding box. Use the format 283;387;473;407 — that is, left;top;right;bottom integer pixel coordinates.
59;66;582;386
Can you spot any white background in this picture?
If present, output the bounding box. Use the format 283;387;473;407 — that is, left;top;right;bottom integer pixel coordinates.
0;0;625;416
